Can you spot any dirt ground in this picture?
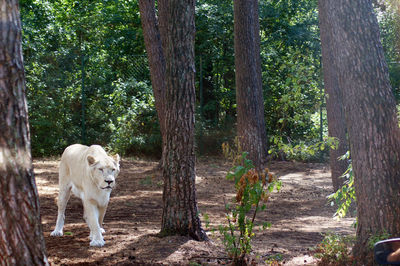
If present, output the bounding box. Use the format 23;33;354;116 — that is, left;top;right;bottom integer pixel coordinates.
34;157;355;265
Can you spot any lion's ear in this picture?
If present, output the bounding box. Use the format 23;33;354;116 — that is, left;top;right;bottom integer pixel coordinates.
87;155;97;166
113;154;120;165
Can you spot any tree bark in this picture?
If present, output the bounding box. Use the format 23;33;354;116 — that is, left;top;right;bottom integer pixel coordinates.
160;0;208;241
234;0;268;170
138;0;167;149
318;0;349;191
0;0;48;264
320;0;400;261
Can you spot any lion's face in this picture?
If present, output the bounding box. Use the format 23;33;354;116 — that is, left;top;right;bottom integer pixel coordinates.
87;154;120;190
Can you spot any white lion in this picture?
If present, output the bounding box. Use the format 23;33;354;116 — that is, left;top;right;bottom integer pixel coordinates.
50;144;120;247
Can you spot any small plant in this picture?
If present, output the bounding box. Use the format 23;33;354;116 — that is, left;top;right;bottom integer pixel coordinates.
217;141;281;265
328;151;356;220
265;253;283;265
313;232;355;265
367;230;391;250
139;176;153;186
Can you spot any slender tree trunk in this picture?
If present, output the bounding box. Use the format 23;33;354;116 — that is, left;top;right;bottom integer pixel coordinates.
0;0;48;264
160;0;208;241
320;0;400;261
138;0;167;152
318;0;349;191
234;0;268;170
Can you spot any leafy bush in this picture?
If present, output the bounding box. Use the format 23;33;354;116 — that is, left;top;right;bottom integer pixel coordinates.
209;142;282;265
268;136;338;162
367;230;391;250
107;78;161;157
314;232;355;265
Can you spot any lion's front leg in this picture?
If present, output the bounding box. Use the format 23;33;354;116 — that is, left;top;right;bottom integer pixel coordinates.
83;201;105;247
98;205;107;234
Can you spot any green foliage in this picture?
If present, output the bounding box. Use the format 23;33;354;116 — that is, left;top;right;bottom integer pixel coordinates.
328;152;356;220
377;3;400;99
196;0;323;155
213;144;282;263
195;0;236;151
21;0;157;157
107;79;161;156
265;253;283;265
264;48;323;142
367;230;391;250
20;0;399;158
268;136;338;162
22;0;325;158
139;176;153;186
313;232;355;265
260;0;323;145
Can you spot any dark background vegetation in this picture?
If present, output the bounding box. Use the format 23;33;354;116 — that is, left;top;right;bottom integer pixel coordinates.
20;0;400;159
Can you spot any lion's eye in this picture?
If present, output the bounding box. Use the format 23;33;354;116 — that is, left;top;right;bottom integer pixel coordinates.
99;168;104;172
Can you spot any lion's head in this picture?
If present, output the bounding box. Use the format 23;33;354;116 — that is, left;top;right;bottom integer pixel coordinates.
87;153;120;190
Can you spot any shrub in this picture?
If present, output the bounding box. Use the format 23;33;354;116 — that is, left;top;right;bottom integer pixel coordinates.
268;136;338;162
313;232;355;265
209;142;282;265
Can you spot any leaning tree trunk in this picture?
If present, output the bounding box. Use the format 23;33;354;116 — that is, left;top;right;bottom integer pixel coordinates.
318;0;349;192
138;0;167;161
320;0;400;262
160;0;208;241
234;0;268;170
0;0;48;264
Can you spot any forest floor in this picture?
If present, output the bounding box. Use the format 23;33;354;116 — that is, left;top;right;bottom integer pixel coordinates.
35;157;355;265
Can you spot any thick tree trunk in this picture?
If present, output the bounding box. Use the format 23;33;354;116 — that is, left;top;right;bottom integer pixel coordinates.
0;0;48;264
320;0;400;261
318;0;349;191
234;0;268;170
157;0;168;55
160;0;208;241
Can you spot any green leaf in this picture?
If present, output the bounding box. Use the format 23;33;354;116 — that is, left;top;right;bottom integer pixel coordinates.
262;222;271;229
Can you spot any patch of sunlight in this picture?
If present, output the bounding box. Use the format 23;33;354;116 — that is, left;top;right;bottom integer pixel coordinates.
286;255;317;265
195;175;204;184
279;173;305;179
275;216;355;234
113;191;162;201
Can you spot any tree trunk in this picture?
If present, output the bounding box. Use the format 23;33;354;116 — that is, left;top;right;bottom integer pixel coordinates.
318;0;349;191
320;0;400;261
0;0;48;264
160;0;208;241
234;0;268;170
138;0;167;155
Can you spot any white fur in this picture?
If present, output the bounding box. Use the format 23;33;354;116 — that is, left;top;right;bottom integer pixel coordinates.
50;144;120;247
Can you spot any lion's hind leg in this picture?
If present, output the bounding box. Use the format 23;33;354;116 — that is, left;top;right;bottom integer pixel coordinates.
51;163;72;237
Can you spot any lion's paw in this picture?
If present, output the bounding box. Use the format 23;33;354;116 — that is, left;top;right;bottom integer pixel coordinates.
50;230;63;237
90;238;105;247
